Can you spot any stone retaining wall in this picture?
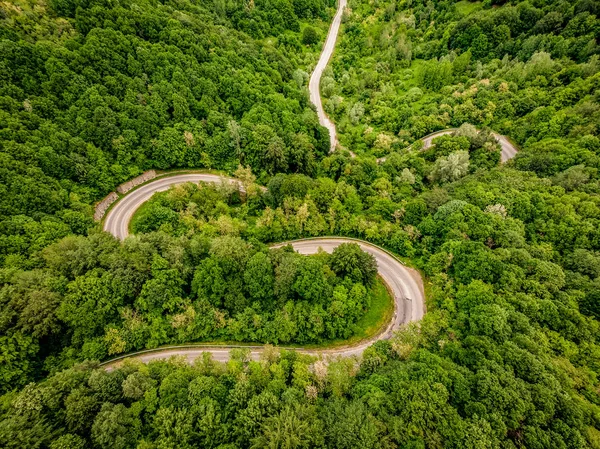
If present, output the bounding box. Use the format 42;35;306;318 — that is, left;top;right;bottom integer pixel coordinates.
94;192;119;221
93;171;158;222
116;170;157;194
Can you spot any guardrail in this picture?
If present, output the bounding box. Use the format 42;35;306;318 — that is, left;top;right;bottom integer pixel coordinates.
116;170;157;194
100;343;307;366
94;192;119;221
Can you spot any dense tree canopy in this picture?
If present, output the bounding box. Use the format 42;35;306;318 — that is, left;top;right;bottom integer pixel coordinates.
2;0;600;447
0;0;333;266
325;0;600;159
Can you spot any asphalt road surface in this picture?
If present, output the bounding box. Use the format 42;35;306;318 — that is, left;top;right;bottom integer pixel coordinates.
376;128;519;163
102;177;425;367
105;238;424;367
420;129;518;162
104;173;243;240
493;132;518;162
309;0;347;154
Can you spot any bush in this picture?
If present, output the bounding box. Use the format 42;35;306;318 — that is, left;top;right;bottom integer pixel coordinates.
302;26;319;45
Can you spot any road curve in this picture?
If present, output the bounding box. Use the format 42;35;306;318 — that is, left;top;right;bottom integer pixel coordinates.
101;174;425;367
309;0;347;153
104;174;243;240
103;238;424;367
377;128;519;163
420;129;518;163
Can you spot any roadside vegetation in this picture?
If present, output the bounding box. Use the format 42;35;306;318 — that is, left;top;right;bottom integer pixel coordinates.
325;0;600;160
2;0;600;447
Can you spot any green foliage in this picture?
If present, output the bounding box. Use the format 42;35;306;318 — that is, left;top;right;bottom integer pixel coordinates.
0;179;384;378
419;57;454;91
0;333;39;393
0;0;331;265
91;403;138;449
302;26;320;45
2;0;600;447
429;150;470;183
329;243;378;286
326;0;600;160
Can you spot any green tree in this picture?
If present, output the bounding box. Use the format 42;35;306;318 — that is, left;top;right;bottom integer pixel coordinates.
244;252;276;305
301;27;319;45
329;243;378;286
50;434;87;449
0;333;39;393
91;403;137;449
251;406;317;449
322;400;382;449
135;255;184;315
65;388;99;434
429;151;470;183
122;372;156;400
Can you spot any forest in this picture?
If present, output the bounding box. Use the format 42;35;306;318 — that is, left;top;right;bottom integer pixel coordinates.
325;0;600;158
0;0;333;267
2;0;600;447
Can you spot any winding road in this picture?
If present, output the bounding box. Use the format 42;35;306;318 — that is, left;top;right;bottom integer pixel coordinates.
102;175;425;366
103;0;429;367
104;174;243;240
103;233;424;367
100;0;522;367
420;129;518;163
304;0;518;163
309;0;347;153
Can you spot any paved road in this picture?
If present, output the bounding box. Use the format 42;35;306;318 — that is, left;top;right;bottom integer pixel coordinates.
309;0;348;154
420;129;455;150
493;132;518;162
305;0;518;165
377;128;519;163
102;175;425;367
104;238;424;367
104;174;243;240
420;129;517;162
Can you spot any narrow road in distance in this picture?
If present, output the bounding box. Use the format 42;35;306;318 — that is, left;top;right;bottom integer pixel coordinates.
376;128;519;163
309;0;348;154
305;0;519;164
420;129;518;162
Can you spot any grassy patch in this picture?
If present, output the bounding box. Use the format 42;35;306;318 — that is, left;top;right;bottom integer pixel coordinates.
455;1;482;16
354;277;394;339
129;197;157;235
